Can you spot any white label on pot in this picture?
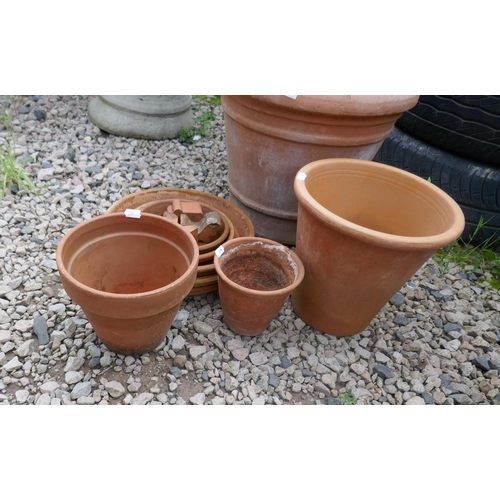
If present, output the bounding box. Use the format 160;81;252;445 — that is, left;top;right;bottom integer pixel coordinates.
296;172;307;181
125;209;141;219
284;95;297;99
215;245;225;258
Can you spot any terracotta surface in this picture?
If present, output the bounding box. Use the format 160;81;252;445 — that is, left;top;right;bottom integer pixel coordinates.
222;95;420;244
107;188;254;239
56;213;198;355
214;237;305;336
107;188;254;296
292;158;465;336
138;199;232;253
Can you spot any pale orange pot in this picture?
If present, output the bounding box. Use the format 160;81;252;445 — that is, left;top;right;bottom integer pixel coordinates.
292;158;465;336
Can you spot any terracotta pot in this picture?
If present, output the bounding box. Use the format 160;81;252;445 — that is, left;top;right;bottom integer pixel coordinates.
56;213;198;355
214;237;305;336
222;95;420;244
291;158;465;336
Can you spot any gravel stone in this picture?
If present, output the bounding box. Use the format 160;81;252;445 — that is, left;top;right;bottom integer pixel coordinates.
105;381;126;398
33;316;49;345
279;356;292;369
170;366;183;378
5;356;23;372
16;339;36;357
232;347;249;361
472;356;490;372
0;330;11;344
40;381;60;394
249;352;267;366
390;292;405;307
190;393;206;405
65;371;83;385
14;319;33;333
65;356;85;372
71;381;92;399
1;95;499;406
171;335;186;351
406;396;426;405
16;390;30;403
194;321;213;335
36;394;51;405
373;363;393;380
131;393;154;405
190;345;207;359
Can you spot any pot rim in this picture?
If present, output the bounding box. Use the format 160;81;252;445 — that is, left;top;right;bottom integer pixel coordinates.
56;212;199;300
105;187;255;239
222;95;420;118
214;236;305;297
294;158;465;251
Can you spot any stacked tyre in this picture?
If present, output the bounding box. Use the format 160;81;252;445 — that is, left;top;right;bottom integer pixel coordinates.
374;95;500;248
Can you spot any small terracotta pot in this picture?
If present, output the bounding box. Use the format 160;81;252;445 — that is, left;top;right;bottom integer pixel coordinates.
56;213;198;355
292;158;465;336
214;237;305;336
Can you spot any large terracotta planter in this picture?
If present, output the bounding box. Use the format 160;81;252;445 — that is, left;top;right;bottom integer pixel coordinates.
222;95;419;244
292;158;465;336
214;237;304;336
56;213;198;355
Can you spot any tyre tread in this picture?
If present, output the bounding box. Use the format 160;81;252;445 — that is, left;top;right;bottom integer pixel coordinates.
397;95;500;165
374;126;500;247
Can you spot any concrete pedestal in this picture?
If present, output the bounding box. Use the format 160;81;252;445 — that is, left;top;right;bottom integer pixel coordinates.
88;95;193;140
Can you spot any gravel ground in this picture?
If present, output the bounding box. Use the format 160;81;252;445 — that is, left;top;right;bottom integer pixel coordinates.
1;95;500;406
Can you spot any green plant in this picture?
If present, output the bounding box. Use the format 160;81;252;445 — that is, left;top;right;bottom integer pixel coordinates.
195;95;221;106
227;361;235;373
338;389;357;405
195;111;216;135
434;216;500;288
177;96;220;144
178;110;217;145
177;126;197;144
0;138;38;197
1;97;39;198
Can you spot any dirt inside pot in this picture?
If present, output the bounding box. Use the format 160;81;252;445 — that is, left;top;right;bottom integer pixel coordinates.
220;244;297;292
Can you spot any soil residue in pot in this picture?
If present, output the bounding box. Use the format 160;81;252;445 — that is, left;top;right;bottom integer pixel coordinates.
221;252;295;291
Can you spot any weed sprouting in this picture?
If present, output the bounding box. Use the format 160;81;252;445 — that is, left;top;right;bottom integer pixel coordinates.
434;216;500;287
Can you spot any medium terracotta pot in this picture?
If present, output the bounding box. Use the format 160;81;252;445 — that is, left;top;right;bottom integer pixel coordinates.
292;158;465;336
214;237;305;336
56;213;198;355
222;95;420;244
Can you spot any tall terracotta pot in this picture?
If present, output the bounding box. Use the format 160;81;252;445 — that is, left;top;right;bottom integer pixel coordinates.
214;237;304;336
56;213;198;355
291;158;465;336
222;95;419;245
